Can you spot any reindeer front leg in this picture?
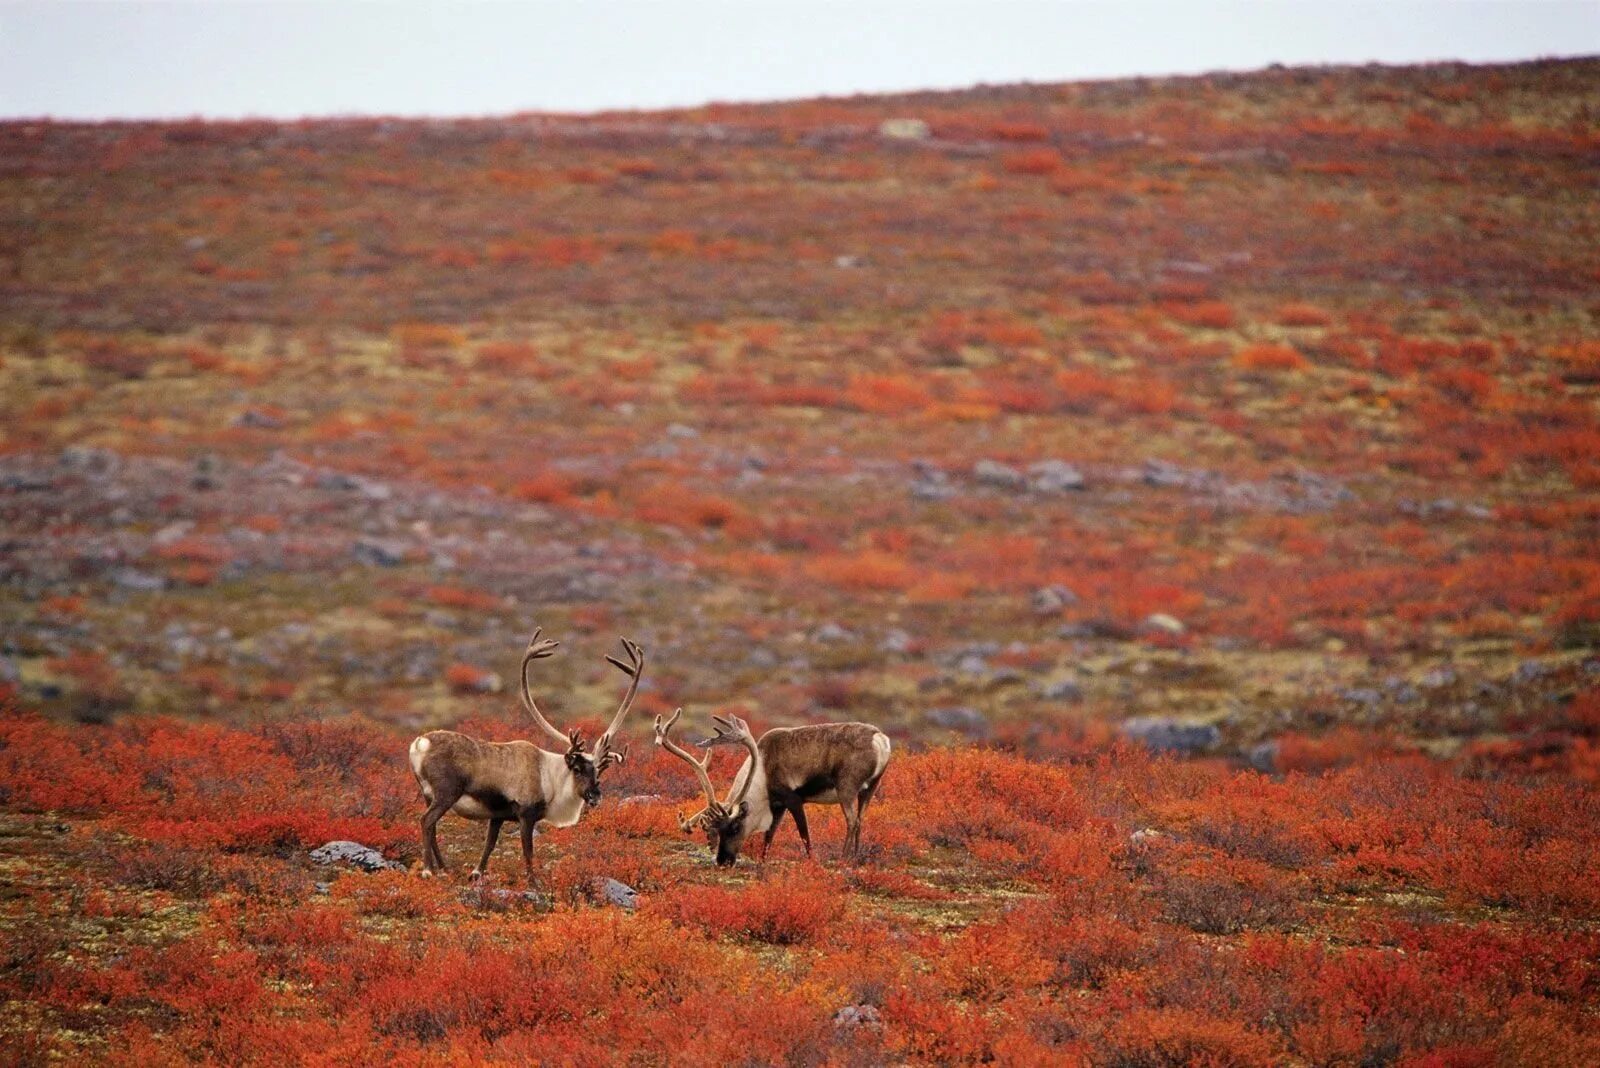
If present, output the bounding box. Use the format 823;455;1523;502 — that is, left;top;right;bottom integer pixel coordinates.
471;818;504;880
519;814;539;885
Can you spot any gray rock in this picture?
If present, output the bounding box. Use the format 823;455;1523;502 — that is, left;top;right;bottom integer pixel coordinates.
880;629;912;654
1512;660;1549;685
1420;665;1457;690
1038;678;1085;702
973;459;1026;491
811;622;855;644
1341;688;1383;708
910;479;955;501
314;882;333;894
1140;613;1186;636
619;794;664;806
319;471;391;500
834;1004;884;1029
594;878;638;910
58;446;119;477
666;423;699;439
230;408;284;429
926;706;989;737
111;568;167;592
955;653;989;676
879;117;931;141
1029;459;1086;493
353;537;409;567
0;657;18;684
1142;459;1188;488
1129;828;1166;845
309;841;403;872
1032;585;1078;616
1118;716;1220;755
193;454;223;491
1247;740;1280;773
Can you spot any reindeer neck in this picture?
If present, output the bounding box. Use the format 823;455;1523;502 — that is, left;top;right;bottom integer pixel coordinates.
724;753;774;831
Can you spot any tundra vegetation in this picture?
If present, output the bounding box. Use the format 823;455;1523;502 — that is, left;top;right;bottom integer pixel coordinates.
1;59;1599;1064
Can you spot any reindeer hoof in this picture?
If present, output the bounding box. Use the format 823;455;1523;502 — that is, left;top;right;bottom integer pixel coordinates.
469;869;484;881
419;869;434;879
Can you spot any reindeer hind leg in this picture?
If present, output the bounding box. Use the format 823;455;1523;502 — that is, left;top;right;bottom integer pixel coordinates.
420;785;463;875
471;818;505;879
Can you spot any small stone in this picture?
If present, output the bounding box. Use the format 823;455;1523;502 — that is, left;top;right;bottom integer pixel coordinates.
880;629;912;654
973;459;1026;491
353;537;409;567
955;653;989;675
1247;740;1280;773
309;841;402;872
665;423;699;439
1420;665;1457;690
1032;585;1078;616
811;622;855;644
111;568;167;592
1028;459;1086;493
1118;716;1220;755
1512;660;1549;685
230;409;284;429
1140;613;1185;636
594;877;638;910
926;706;989;738
910;479;955;501
1038;678;1085;702
834;1003;884;1029
878;117;931;141
58;445;119;477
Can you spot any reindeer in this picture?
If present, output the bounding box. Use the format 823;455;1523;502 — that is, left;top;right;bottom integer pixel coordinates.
408;628;643;881
653;709;890;867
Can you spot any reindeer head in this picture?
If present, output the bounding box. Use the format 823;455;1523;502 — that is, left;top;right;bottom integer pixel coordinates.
655;709;760;867
521;630;642;809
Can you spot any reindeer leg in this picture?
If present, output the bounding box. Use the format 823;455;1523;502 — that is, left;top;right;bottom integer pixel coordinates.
471;818;504;880
838;793;862;860
790;804;813;858
760;807;789;863
519;815;539;885
855;777;883;855
420;787;462;875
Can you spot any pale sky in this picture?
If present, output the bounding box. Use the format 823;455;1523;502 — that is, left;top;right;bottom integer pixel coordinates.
1;1;1595;120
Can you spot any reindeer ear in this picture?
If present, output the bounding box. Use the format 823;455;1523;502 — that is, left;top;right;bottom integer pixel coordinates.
732;802;748;821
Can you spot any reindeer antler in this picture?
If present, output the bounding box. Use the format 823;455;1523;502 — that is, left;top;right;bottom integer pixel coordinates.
654;708;718;831
592;637;644;766
703;714;763;807
520;628;575;750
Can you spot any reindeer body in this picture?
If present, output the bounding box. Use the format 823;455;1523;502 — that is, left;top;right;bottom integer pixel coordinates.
409;631;642;881
657;712;891;866
409;733;587;828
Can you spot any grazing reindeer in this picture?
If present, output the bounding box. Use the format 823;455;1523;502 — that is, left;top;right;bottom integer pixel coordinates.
654;709;890;867
408;629;643;881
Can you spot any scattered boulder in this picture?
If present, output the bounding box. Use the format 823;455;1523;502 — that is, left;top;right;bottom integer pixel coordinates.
111;568;167;592
230;408;284;429
1118;716;1220;755
353;536;409;567
880;629;912;654
1038;678;1085;702
1140;613;1186;636
834;1004;884;1030
926;706;989;738
309;841;403;872
973;459;1026;491
1247;740;1280;774
594;878;638;910
811;622;855;644
878;118;931;141
58;446;119;478
1031;585;1078;616
1420;665;1457;690
1028;460;1086;493
1512;660;1549;685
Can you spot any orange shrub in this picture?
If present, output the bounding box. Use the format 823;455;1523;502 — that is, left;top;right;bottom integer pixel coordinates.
1235;343;1310;372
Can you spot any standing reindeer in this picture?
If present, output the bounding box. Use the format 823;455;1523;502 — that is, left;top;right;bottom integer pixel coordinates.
654;709;890;867
408;628;643;881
